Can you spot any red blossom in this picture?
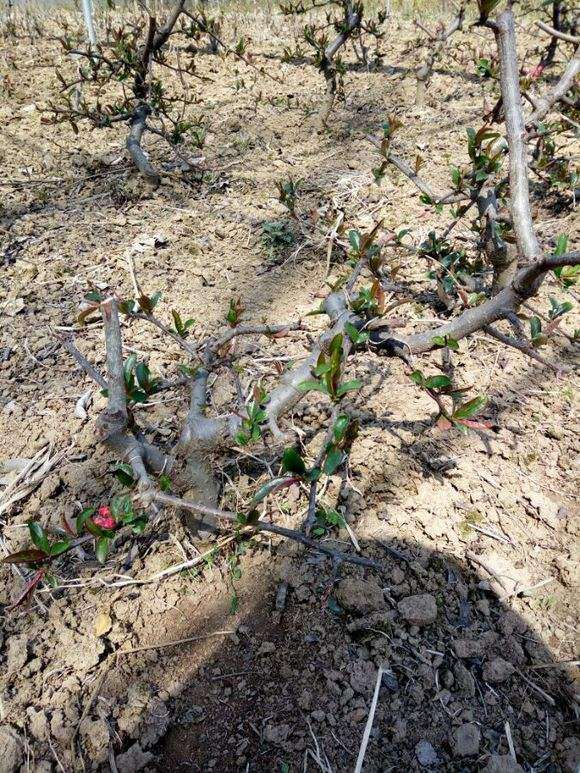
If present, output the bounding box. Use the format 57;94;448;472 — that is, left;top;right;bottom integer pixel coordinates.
524;64;544;80
93;505;116;530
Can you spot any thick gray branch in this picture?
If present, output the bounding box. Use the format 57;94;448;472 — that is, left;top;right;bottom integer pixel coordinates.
100;298;127;418
324;5;361;61
372;251;579;354
527;46;580;126
536;20;579;45
126;105;161;185
492;10;541;265
96;297;155;489
153;0;187;51
151;490;382;569
476;185;516;293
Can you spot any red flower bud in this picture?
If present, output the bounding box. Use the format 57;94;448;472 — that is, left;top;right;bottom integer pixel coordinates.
93;505;116;530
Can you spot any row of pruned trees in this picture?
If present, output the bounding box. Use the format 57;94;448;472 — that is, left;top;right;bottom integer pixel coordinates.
3;0;579;598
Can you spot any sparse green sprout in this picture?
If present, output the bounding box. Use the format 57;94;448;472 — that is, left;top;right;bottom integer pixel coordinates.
410;370;452;391
530;316;548;347
172;310;196;338
226;297;244;327
179;363;198;378
410;370;488;433
235;384;269;445
102;354;161;404
395;228;412;245
312;507;345;538
548;297;573;321
420;231;476;296
466;125;504;184
420;193;443;214
298;334;361;401
350;279;386;317
467;292;487;306
112;462;135;487
159;474;172;492
345;321;369;345
450;166;463;191
431;335;459;351
235;37;247;56
261;220;294;260
475;58;494;78
552;235;578;287
277;177;301;214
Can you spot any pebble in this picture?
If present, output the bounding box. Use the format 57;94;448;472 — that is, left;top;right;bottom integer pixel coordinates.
398;593;437;626
453;638;484;658
483;657;515;683
483;755;525;772
257;641;276;656
263;723;291;745
0;726;24;770
116;742;153;773
335;577;385;615
453;663;476;696
453;723;481;757
415;739;439;766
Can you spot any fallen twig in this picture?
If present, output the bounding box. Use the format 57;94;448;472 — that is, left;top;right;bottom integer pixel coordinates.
354;665;385;773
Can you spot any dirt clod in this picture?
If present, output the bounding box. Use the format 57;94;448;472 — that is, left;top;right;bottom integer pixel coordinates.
397;593;437;626
483;656;515;683
0;727;22;771
415;739;439;766
483;755;525;773
335;577;386;615
115;743;154;773
452;722;481;757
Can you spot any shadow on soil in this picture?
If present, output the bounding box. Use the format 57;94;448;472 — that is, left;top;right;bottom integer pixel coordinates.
107;533;578;773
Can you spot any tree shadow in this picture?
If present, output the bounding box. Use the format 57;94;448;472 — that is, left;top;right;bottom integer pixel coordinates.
1;311;576;771
92;533;578;772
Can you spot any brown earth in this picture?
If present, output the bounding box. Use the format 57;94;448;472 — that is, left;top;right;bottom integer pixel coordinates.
0;4;579;772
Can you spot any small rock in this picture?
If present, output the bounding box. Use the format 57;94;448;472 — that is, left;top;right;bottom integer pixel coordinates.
453;723;481;757
7;635;28;674
294;585;311;602
27;708;49;741
453;663;476;697
527;491;559;527
116;743;153;773
398;594;437;626
275;582;288;610
94;612;113;637
544;425;563;440
483;657;515;683
257;641;276;656
348;707;367;723
483;755;525;773
0;726;24;771
393;718;407;741
559;737;580;772
348;659;377;696
335;578;385;615
80;719;110;764
453;638;484;659
263;723;291;746
415;739;439;766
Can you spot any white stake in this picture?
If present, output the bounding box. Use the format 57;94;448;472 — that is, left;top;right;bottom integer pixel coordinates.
81;0;97;47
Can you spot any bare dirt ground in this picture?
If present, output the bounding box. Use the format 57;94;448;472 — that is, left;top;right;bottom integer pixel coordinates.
0;4;579;771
